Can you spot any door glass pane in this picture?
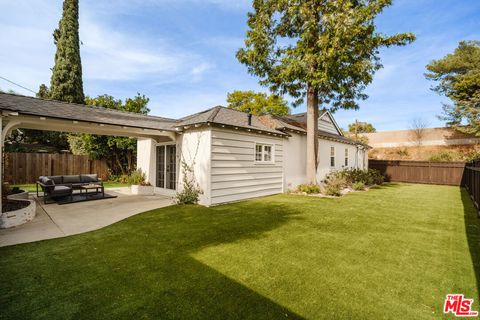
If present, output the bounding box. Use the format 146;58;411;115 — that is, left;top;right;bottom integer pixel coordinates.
156;146;165;188
166;145;176;190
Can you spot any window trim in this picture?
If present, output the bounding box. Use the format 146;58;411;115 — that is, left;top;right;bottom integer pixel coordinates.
330;146;335;167
254;143;275;164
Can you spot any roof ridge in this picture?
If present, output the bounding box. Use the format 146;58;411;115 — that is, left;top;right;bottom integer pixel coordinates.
207;106;222;122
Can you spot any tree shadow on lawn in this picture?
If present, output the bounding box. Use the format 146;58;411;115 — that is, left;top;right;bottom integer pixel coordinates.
0;201;305;320
461;188;480;299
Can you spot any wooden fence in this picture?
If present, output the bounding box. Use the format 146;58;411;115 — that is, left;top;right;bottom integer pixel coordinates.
464;159;480;212
369;160;466;186
4;153;109;184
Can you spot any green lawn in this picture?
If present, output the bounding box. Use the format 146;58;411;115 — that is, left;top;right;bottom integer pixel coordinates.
12;181;129;192
0;184;478;319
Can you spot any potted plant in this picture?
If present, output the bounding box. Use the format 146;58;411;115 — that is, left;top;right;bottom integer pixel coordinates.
129;169;154;195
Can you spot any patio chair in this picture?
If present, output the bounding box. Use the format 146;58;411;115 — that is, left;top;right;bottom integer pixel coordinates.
37;176;73;204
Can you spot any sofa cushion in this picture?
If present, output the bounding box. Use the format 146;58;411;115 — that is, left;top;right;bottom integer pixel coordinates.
63;175;81;183
81;174;98;183
39;177;55;193
51;185;72;195
47;175;63;184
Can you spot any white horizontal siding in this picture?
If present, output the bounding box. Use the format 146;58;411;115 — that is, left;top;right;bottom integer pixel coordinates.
318;113;340;135
210;128;284;205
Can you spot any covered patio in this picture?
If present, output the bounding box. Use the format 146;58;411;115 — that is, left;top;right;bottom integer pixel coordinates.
0;187;172;247
0;92;178;233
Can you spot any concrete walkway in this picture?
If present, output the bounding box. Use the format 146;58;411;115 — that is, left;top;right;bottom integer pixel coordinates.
0;188;173;247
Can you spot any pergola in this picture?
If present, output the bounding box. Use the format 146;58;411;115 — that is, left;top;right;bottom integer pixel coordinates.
0;92;177;208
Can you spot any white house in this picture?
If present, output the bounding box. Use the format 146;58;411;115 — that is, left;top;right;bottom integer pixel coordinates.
0;93;368;207
137;106;369;206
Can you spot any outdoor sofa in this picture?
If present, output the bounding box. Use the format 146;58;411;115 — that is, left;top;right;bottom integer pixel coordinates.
36;174;103;204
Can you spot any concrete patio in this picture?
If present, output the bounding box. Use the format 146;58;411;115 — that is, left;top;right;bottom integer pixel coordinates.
0;187;173;247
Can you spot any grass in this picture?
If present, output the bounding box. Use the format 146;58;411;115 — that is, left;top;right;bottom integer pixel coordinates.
0;183;478;319
12;181;129;192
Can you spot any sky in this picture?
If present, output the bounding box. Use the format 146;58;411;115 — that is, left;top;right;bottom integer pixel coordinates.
0;0;479;131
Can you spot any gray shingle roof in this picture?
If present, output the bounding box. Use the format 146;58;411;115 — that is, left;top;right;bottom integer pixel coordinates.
0;93;176;131
175;106;287;135
270;114;368;146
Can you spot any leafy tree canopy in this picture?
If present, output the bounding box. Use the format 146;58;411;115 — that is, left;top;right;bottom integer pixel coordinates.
425;41;480;136
226;90;290;116
237;0;416;110
348;121;376;134
69;94;150;175
49;0;84;104
237;0;414;183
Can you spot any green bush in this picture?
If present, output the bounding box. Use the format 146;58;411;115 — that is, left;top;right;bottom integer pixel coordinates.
323;182;343;196
298;184;321;194
463;151;480;162
322;172;346;196
175;162;203;204
429;152;454;162
128;169;150;186
109;174;130;184
352;181;365;191
366;169;384;185
335;168;384;186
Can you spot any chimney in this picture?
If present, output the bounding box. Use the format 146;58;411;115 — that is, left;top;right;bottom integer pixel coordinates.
248;113;252;126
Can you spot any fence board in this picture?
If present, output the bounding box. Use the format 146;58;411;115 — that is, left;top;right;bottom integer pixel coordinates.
4;152;109;184
464;160;480;213
369;160;466;186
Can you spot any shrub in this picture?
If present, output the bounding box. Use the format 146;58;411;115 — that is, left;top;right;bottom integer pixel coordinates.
429;152;454;162
322;172;346;196
396;148;409;157
298;184;321;194
335;168;384;186
463;151;480;162
175;161;202;204
352;181;365;191
323;182;343;196
128;169;151;186
366;168;384;185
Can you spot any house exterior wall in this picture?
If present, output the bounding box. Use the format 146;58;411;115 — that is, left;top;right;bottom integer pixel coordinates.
177;128;212;206
283;132;368;190
137;138;157;185
210;128;283;205
283;133;307;191
138;127;368;206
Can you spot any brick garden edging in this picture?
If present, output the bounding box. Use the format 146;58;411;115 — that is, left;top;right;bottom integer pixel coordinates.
0;200;36;229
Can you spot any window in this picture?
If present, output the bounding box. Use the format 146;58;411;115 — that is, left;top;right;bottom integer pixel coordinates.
255;144;263;161
330;146;335;167
345;148;349;167
255;143;274;163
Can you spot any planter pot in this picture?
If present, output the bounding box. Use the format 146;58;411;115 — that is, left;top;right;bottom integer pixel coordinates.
0;200;36;229
7;190;29;200
130;185;155;196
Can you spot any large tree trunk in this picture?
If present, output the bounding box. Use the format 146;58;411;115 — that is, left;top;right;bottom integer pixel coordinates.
306;84;319;184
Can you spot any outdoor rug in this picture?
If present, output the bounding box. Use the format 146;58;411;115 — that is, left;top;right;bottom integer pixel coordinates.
56;193;117;205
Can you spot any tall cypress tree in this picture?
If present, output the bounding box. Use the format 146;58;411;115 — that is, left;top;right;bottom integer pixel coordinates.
49;0;84;104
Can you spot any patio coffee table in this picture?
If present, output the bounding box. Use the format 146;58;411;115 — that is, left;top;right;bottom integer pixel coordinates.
80;184;105;198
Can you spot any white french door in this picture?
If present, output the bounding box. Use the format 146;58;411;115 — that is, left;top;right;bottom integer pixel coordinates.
156;145;176;190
